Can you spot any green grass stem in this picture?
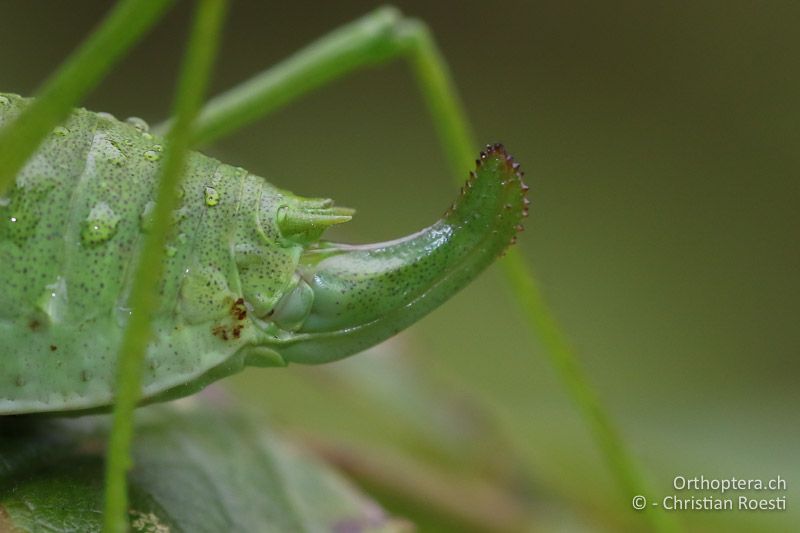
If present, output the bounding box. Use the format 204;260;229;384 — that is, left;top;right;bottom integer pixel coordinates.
102;1;227;531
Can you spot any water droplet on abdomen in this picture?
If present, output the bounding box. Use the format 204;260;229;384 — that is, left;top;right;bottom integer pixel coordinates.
204;186;220;207
115;306;132;328
125;116;150;132
140;200;155;232
81;202;120;245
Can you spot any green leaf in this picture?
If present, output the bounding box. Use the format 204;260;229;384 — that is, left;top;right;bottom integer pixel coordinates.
0;396;406;533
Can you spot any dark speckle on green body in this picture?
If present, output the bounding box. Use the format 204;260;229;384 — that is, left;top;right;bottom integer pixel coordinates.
0;94;528;415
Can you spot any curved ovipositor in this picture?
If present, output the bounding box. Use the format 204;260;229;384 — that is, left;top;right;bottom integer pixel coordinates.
0;94;528;414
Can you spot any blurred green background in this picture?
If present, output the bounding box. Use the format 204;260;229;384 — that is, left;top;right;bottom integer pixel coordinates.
1;1;798;531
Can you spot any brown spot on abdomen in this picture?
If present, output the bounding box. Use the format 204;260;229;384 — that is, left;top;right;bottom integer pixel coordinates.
231;298;247;320
211;325;229;341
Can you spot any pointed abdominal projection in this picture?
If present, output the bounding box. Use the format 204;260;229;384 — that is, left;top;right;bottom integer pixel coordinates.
0;97;527;413
274;144;529;363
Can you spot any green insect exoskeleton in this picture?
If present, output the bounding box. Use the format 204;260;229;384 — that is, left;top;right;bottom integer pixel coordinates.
0;94;528;415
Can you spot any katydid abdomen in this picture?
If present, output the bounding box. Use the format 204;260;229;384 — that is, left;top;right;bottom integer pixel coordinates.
0;93;528;414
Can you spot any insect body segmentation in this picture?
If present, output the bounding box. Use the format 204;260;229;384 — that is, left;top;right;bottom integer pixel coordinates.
0;93;527;414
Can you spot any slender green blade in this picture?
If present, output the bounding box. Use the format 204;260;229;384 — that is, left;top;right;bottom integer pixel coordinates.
102;1;228;531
